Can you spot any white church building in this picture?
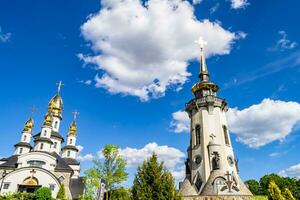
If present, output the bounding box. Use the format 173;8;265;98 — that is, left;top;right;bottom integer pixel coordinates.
0;83;84;199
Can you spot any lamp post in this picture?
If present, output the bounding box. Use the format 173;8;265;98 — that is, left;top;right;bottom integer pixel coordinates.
0;170;7;194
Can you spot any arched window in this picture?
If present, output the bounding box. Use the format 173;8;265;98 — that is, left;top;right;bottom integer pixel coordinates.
195;125;201;145
223;126;230;146
70;139;73;145
67;151;70;157
54;142;57;149
40;143;44;150
44;130;47;136
54;121;58;129
23;135;27;141
19;148;23;154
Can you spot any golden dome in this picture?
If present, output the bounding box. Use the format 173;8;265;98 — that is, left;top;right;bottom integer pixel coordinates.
23;117;34;133
48;94;63;118
68;121;77;136
43;112;53;127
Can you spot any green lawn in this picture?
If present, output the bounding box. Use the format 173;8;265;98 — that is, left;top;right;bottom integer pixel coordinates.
251;196;268;200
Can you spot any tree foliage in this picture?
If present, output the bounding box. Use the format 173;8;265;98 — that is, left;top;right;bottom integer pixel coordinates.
56;183;67;200
245;179;263;195
268;181;284;200
111;187;131;200
34;187;52;200
282;188;296;200
83;144;128;200
132;154;182;200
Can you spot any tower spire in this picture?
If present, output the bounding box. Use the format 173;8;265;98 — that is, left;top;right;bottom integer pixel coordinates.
195;37;209;82
56;80;64;94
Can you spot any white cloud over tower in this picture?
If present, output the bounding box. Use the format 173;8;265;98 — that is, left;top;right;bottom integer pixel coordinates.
79;0;242;101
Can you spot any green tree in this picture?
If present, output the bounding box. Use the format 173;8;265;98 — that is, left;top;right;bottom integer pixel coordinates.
34;187;52;200
268;181;284;200
282;188;295;200
260;174;284;195
132;154;182;200
111;187;131;200
83;144;128;200
56;184;67;200
245;179;263;195
283;177;300;199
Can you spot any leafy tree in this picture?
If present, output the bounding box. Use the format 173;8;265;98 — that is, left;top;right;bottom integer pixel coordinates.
245;179;262;195
111;187;131;200
83;144;128;200
34;187;52;200
260;174;284;195
56;183;67;200
282;188;296;200
132;154;183;200
268;181;284;200
283;177;300;199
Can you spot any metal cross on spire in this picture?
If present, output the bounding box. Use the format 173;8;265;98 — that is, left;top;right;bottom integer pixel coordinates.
56;81;64;94
194;36;209;82
72;110;79;121
195;37;207;49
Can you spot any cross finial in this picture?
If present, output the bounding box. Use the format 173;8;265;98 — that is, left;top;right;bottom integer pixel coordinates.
56;81;64;93
195;37;207;49
72;110;79;121
30;169;36;178
210;133;216;140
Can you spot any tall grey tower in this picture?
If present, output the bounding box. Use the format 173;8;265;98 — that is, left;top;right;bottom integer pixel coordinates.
179;38;252;198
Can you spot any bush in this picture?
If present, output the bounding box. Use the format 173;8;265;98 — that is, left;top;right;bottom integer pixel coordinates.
56;184;67;200
34;187;52;200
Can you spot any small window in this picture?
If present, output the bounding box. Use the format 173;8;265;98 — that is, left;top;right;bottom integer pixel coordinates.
40;143;44;150
70;139;73;145
223;126;230;146
19;148;23;154
44;130;47;136
58;176;65;183
3;183;10;190
49;184;55;191
27;160;46;167
67;151;70;157
54;121;58;129
23;135;27;141
195;125;201;145
54;142;57;149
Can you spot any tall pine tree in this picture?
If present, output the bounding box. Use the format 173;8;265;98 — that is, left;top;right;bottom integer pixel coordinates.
56;183;67;200
132;154;182;200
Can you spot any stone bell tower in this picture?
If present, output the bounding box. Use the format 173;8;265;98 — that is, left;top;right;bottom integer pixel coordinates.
179;38;252;198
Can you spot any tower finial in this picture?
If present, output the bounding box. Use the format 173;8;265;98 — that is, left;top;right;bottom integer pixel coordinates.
195;37;209;82
72;110;79;121
56;81;64;94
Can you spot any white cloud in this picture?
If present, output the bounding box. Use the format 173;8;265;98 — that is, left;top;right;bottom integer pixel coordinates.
76;145;94;162
231;0;249;9
192;0;203;5
119;142;186;181
0;27;11;43
227;99;300;148
170;110;190;133
279;163;300;179
269;31;297;51
80;0;243;101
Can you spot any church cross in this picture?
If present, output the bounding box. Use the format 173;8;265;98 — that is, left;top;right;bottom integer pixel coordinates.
225;171;232;181
209;133;216;141
72;110;79;121
56;81;64;93
30;169;36;178
195;37;207;49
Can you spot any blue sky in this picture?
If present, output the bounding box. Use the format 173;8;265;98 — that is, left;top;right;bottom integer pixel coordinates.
1;0;300;186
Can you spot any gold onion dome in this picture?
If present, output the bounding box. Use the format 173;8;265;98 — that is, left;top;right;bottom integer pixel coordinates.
48;94;63;118
23;117;34;133
68;121;77;136
43;112;53;127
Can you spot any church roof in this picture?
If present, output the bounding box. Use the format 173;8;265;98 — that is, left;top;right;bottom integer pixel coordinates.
61;145;79;152
69;177;85;199
34;137;54;144
50;152;73;172
0;155;19;168
33;131;65;142
14;142;32;149
63;158;80;166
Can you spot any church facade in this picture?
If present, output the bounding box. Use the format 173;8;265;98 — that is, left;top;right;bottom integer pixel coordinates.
0;83;84;199
179;38;252;199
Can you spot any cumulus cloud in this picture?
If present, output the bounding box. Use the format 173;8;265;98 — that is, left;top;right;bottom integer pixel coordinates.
268;31;297;51
279;163;300;179
76;145;94;162
170;110;190;133
79;0;243;101
192;0;203;5
227;99;300;148
118;142;185;181
231;0;249;9
0;27;11;43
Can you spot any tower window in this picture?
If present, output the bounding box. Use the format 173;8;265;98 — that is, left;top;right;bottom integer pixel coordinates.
3;183;10;190
40;143;44;150
195;125;201;145
54;142;57;149
54;121;58;129
67;151;70;157
23;135;27;141
44;130;47;136
19;148;23;154
70;139;73;145
223;126;230;146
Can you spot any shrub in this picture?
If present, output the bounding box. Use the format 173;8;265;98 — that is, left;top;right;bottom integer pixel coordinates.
34;187;52;200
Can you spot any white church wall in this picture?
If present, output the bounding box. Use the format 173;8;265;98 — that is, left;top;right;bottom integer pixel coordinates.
17;152;57;172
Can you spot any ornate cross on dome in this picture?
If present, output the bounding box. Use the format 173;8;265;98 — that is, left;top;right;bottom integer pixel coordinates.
195;37;207;49
56;81;64;93
72;110;79;121
30;169;36;178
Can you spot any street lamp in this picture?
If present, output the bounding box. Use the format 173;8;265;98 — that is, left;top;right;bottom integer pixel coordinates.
0;170;7;194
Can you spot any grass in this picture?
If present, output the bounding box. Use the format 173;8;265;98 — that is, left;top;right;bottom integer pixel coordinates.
251;196;268;200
